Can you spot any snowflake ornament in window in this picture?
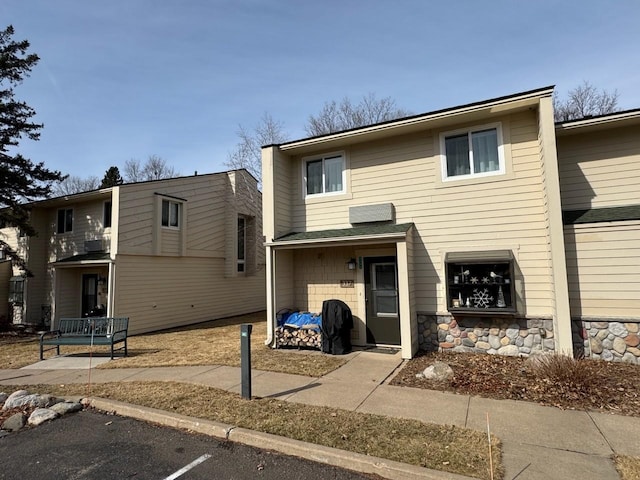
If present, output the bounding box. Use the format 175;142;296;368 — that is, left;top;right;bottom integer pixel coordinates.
472;288;494;308
481;276;490;284
470;276;479;284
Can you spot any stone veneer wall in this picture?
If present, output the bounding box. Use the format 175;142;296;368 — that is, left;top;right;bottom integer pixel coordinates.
572;319;640;365
417;314;556;356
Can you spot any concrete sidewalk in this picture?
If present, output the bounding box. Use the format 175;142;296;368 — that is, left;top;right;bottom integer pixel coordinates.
2;350;639;479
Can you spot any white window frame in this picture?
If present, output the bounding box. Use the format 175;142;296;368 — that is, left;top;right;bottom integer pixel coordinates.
439;122;505;182
302;151;346;198
161;199;181;229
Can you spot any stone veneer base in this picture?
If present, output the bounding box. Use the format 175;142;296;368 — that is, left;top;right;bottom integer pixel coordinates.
417;313;640;365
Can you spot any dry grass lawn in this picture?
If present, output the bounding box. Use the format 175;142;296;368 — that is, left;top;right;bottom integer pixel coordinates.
616;455;640;480
3;381;502;480
0;312;346;377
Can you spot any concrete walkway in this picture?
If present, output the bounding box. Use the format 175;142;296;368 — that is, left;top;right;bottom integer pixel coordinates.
2;350;639;479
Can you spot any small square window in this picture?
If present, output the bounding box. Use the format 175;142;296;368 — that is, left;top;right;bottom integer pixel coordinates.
57;208;73;233
161;200;180;228
441;124;504;181
304;153;345;196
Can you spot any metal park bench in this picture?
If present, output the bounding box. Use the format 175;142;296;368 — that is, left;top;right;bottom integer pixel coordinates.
39;317;129;360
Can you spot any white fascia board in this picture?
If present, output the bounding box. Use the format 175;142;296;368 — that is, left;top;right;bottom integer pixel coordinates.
265;231;408;248
279;88;552;152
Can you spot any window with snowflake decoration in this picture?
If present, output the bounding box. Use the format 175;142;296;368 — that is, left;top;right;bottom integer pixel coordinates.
445;250;516;314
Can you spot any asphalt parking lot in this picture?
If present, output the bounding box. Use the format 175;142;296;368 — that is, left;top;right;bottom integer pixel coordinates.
0;410;380;480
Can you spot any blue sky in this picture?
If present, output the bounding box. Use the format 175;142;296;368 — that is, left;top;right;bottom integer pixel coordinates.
3;0;640;179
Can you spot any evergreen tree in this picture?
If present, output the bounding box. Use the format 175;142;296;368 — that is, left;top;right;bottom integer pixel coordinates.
100;166;124;188
0;25;64;272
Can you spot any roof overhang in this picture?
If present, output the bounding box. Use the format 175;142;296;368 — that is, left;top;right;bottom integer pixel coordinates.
51;252;112;267
271;86;553;155
555;109;640;137
266;223;414;249
23;188;113;209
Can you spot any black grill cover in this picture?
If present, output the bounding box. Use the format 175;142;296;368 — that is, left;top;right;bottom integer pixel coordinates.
321;299;353;355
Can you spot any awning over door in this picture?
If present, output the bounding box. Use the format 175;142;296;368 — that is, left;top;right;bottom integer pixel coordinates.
267;223;414;248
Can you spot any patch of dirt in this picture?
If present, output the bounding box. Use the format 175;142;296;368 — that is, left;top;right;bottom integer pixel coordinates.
391;351;640;416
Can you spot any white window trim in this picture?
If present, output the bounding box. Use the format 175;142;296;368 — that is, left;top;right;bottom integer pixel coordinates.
302;151;346;198
439;122;505;182
161;199;181;229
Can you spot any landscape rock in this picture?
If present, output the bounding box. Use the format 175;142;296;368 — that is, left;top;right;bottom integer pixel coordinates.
0;392;7;405
421;361;454;381
2;390;59;410
50;401;83;415
28;408;58;426
2;413;26;432
0;430;9;439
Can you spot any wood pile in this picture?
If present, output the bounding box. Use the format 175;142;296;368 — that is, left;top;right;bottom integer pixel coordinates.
276;326;321;349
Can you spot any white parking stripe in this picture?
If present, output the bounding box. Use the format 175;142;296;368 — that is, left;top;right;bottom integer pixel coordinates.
163;453;212;480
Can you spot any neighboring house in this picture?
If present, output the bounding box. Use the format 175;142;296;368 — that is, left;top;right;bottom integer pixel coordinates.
0;169;265;335
261;86;640;363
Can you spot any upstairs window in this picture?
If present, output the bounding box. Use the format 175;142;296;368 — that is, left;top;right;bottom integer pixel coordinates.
237;216;246;273
57;208;73;234
304;153;345;196
103;201;112;228
441;124;504;180
9;276;25;304
161;200;180;228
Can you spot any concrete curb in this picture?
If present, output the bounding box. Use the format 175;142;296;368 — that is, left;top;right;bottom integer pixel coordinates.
87;397;473;480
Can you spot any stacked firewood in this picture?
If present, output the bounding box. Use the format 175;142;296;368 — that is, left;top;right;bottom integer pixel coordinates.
275;326;321;349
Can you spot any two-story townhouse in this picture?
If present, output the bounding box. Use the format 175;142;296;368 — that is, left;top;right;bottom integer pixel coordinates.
262;86;640;363
557;111;640;362
0;169;265;335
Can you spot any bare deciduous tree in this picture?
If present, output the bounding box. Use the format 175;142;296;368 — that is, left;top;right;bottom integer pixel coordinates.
305;93;411;136
52;175;99;196
225;113;287;181
123;155;178;182
554;81;620;122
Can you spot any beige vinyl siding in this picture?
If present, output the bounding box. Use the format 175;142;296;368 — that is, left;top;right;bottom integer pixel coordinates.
24;211;51;323
291;246;358;315
564;222;640;318
273;249;295;312
54;268;81;321
117;174;237;258
48;200;111;262
284;111;554;317
113;254;266;335
557;125;640;209
160;228;182;255
0;227;24;269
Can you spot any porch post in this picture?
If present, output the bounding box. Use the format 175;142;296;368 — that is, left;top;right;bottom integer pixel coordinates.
397;240;414;359
264;245;275;347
